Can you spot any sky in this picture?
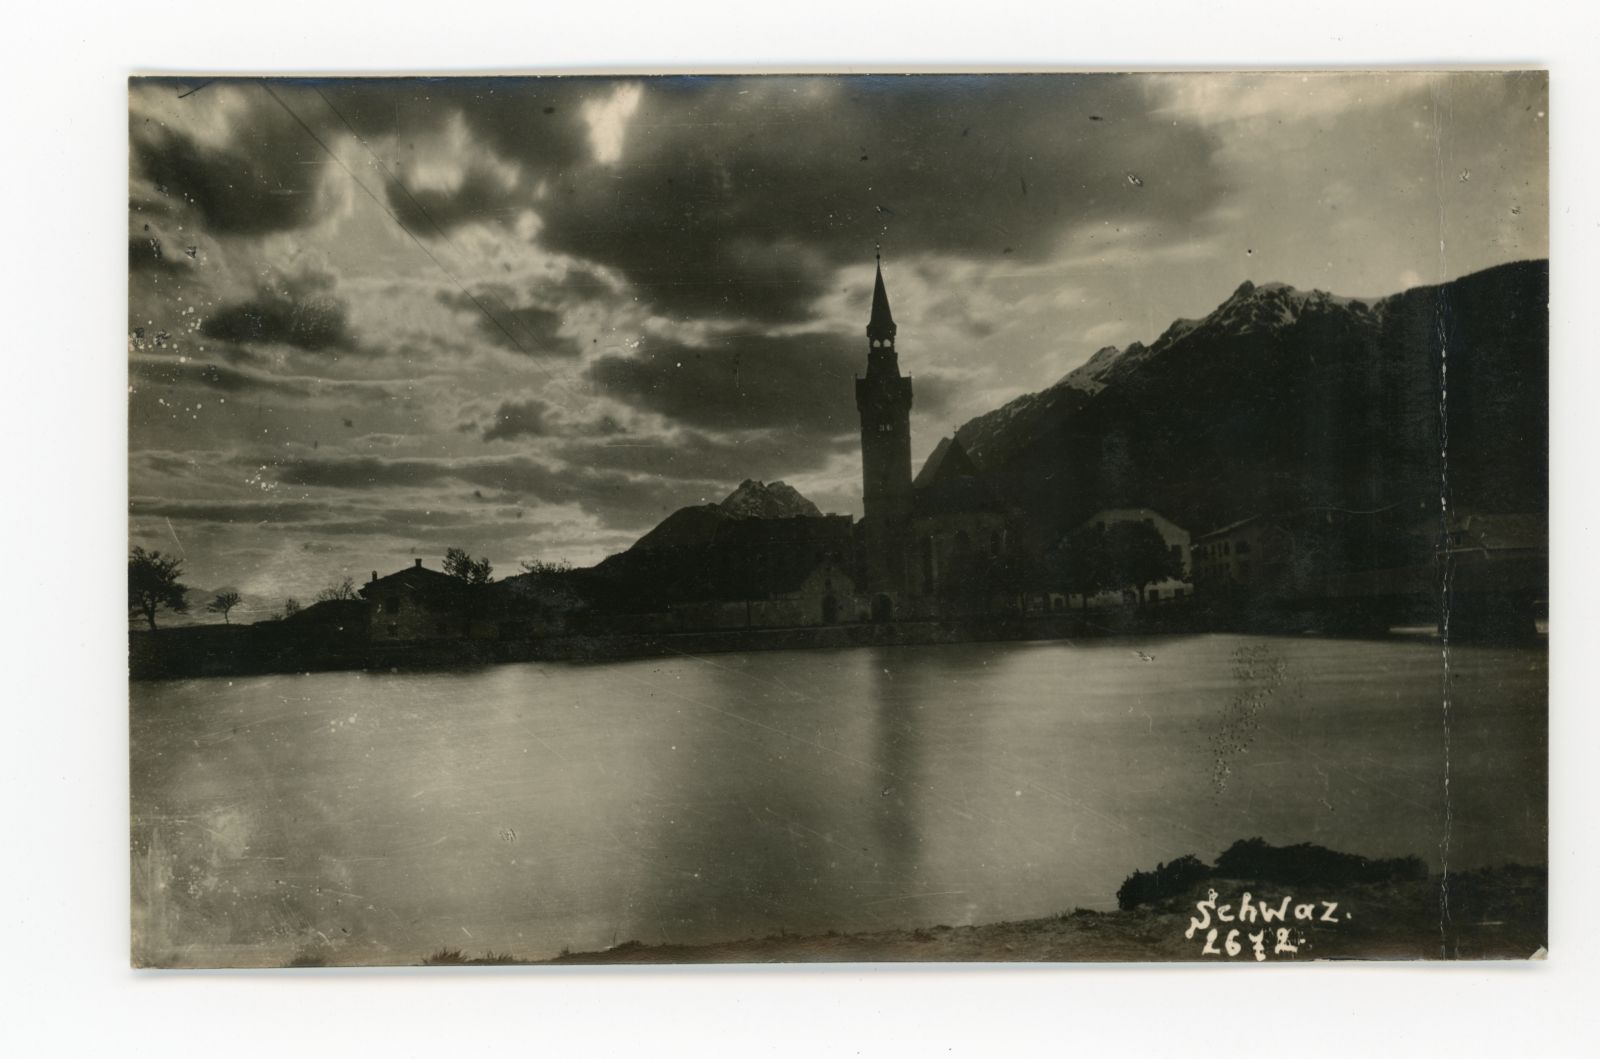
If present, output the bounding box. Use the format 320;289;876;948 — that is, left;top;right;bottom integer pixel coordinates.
127;72;1547;616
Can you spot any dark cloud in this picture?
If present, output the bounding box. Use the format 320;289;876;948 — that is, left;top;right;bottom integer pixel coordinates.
271;456;453;490
388;164;524;233
451;458;704;532
263;452;713;534
128;235;187;274
587;329;955;435
312;507;506;535
294;76;1228;324
316;77;594;162
130;357;312;397
551;266;617;303
559;428;854;483
437;287;581;357
586;414;629;436
202;269;356;353
129;497;331;523
482;398;554;441
478;399;629;442
131;101;330;236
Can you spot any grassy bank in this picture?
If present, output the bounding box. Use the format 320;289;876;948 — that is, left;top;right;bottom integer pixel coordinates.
408;864;1544;966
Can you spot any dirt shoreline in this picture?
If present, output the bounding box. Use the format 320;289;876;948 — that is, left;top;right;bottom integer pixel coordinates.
415;866;1545;966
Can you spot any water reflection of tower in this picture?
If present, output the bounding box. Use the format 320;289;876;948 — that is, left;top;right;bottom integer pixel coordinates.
869;650;924;880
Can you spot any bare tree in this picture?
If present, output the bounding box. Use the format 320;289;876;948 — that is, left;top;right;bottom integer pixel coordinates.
280;597;302;620
315;575;358;602
129;547;189;630
207;589;242;624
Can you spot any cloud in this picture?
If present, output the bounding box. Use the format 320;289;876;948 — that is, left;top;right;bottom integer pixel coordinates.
587;327;956;439
317;77;594;173
482;398;555;441
529;76;1226;322
1144;71;1450;127
303;76;1225;324
129;496;332;523
201;268;356;353
130;356;312;397
586;330;858;434
129;355;424;409
387;163;524;234
260;452;714;535
131;92;333;236
270;456;453;490
559;427;854;484
128;235;190;274
437;287;582;357
582;82;644;165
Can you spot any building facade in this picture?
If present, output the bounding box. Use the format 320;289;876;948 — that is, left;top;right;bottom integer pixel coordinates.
361;559;474;642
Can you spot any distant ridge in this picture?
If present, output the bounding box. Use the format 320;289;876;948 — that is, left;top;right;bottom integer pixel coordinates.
596;479;825;570
719;479;822;520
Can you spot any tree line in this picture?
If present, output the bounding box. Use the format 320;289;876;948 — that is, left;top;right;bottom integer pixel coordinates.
936;520;1186;610
128;546;516;630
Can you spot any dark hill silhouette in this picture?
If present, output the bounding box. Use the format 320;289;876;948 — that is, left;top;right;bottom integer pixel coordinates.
586;480;841;609
955;259;1548;539
600;479;822;564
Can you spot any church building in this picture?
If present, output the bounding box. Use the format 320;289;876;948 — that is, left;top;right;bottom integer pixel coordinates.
854;256;1017;620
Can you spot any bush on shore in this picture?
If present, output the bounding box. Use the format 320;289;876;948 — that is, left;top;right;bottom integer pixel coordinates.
1116;838;1429;910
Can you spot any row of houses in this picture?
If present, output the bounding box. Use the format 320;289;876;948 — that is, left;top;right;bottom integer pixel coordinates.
282;504;1544;646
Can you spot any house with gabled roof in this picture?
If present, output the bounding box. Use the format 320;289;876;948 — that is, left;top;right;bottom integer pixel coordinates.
360;558;473;642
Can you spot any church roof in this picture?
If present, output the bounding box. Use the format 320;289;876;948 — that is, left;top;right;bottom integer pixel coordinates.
868;260;897;338
912;436;1006;517
913;435;979;490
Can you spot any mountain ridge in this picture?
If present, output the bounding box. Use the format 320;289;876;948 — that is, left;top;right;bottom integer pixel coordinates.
953;259;1548;540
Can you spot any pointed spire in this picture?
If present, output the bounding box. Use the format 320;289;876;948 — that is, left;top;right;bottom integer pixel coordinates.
868;250;897;341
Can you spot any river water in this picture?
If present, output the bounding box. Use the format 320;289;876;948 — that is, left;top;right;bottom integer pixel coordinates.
129;633;1546;967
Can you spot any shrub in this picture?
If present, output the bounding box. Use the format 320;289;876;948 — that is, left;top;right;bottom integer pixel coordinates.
1213;837;1427;887
1113;839;1428;911
1116;854;1211;910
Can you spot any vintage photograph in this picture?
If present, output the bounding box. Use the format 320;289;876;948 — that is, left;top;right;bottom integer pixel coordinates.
128;72;1547;967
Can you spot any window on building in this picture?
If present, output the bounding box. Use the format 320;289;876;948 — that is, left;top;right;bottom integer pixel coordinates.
1237;541;1252;555
384;596;400;615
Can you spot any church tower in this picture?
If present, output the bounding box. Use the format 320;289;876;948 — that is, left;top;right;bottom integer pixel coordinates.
855;254;915;607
